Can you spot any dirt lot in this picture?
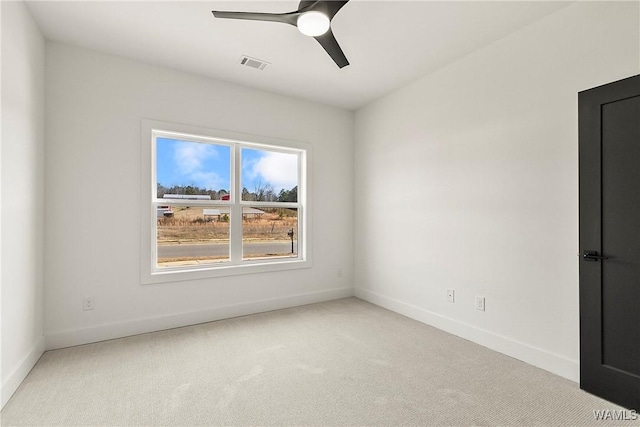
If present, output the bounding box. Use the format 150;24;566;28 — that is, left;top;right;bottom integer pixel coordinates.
157;206;297;244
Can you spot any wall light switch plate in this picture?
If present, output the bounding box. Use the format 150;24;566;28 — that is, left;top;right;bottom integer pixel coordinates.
476;296;485;311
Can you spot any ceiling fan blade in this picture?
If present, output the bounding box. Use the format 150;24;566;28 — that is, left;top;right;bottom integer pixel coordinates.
211;10;298;26
298;1;350;19
320;1;350;19
313;29;349;68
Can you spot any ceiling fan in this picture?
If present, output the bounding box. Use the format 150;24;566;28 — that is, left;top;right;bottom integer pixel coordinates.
211;1;351;68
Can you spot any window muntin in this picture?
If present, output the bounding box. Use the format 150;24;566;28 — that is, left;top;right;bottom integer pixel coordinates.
146;124;308;281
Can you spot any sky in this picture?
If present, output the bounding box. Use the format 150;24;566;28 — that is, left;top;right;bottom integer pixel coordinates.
156;137;298;193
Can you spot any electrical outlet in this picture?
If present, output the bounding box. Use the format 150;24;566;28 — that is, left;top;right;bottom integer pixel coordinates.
476;296;485;311
447;289;455;303
83;297;95;311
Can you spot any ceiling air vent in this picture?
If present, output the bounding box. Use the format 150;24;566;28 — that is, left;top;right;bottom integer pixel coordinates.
239;55;270;70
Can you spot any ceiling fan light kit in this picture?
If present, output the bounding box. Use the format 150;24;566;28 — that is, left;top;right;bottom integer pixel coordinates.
211;0;350;68
297;11;330;37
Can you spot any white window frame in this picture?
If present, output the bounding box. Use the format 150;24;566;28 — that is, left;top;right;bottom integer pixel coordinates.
141;119;311;284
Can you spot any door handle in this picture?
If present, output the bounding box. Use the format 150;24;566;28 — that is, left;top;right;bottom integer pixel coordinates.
582;250;609;262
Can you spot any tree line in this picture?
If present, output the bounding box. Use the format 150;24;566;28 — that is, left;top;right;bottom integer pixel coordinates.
157;183;297;203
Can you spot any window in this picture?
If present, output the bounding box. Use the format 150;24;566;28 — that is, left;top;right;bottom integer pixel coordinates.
141;120;310;284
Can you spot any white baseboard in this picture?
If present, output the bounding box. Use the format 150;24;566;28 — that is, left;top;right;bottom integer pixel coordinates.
354;287;579;383
1;336;45;409
46;287;354;350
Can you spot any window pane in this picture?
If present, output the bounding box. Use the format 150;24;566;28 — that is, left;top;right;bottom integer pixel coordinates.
156;137;231;200
241;148;298;202
242;207;298;260
157;205;230;267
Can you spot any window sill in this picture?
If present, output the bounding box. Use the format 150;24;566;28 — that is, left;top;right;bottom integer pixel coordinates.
141;258;312;285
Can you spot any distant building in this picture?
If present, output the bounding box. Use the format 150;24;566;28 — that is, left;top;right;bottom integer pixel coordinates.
157;206;173;218
163;194;211;200
203;207;265;220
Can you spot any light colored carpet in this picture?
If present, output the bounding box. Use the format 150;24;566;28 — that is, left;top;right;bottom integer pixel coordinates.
1;297;636;426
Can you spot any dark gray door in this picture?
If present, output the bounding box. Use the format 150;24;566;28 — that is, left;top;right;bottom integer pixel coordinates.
579;74;640;410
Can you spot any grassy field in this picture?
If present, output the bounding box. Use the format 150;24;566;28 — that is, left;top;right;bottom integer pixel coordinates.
157;206;297;244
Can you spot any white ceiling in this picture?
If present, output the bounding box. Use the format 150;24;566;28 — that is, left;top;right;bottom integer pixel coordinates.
26;1;571;110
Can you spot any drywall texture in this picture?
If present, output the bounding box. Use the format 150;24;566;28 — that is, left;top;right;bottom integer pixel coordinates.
354;1;639;381
44;43;354;348
1;1;45;408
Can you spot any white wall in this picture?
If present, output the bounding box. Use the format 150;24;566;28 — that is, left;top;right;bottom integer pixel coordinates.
354;1;639;382
44;43;354;349
1;1;46;408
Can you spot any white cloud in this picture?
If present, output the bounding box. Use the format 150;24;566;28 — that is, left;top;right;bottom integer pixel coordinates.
175;142;216;175
252;151;298;191
174;142;224;189
189;171;225;191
